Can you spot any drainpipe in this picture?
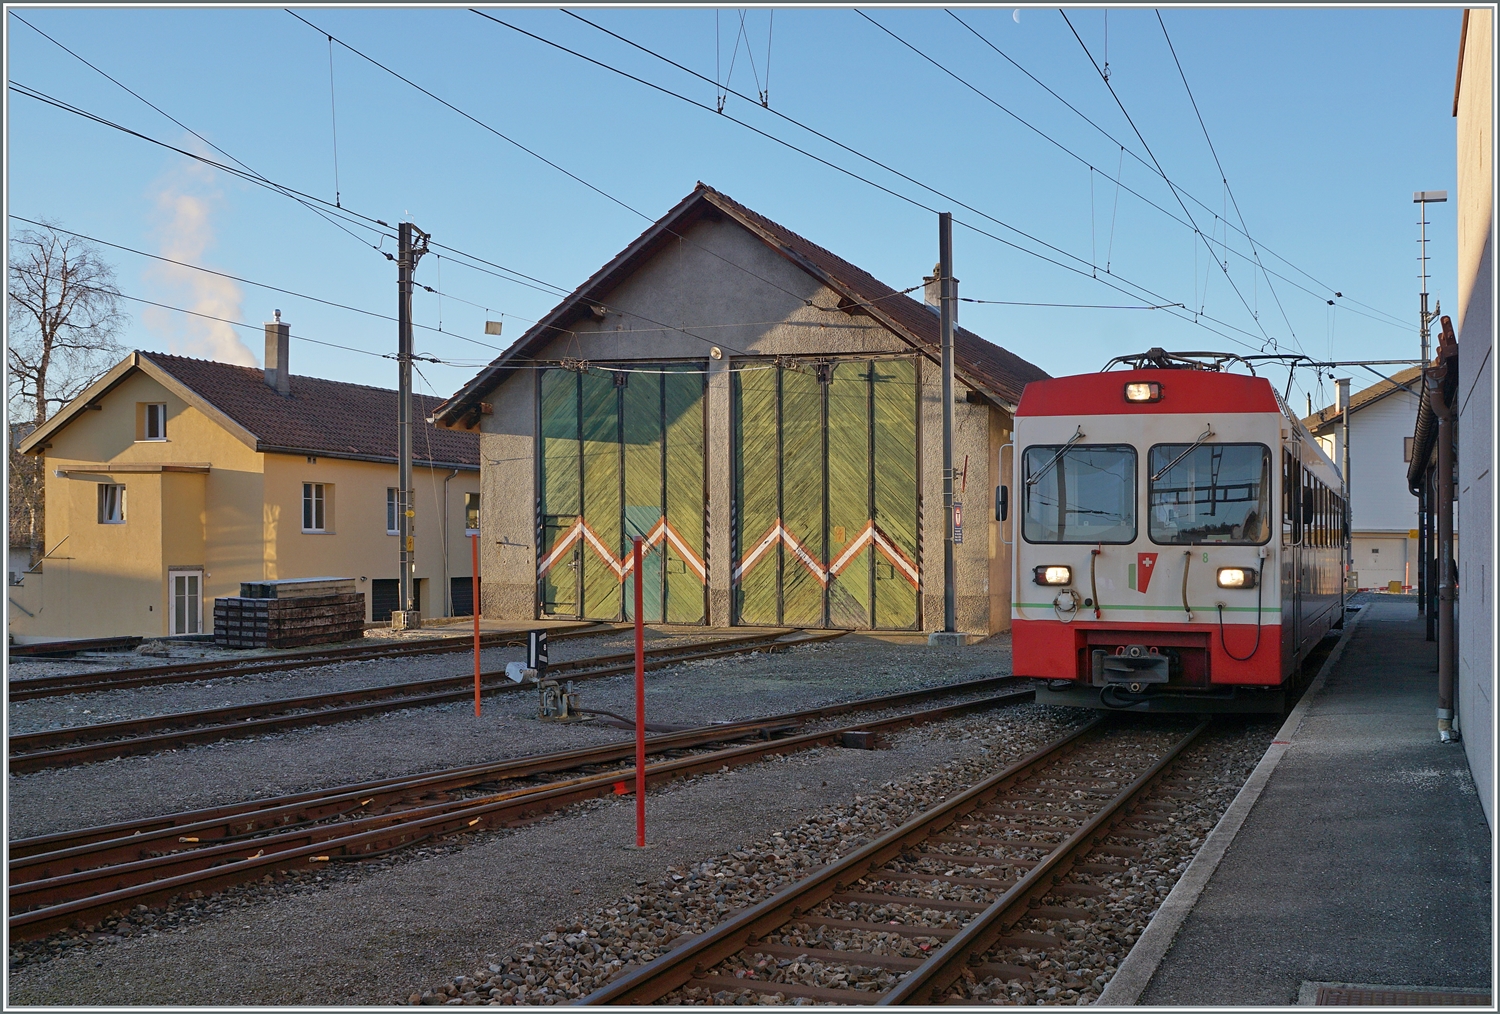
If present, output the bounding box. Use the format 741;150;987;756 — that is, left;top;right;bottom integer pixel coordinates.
442;469;461;618
1429;365;1457;743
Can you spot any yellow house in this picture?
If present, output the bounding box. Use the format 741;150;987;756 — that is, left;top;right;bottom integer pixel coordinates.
11;327;480;642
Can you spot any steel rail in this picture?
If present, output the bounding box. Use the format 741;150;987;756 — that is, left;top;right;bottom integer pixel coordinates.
8;631;823;773
579;719;1208;1005
878;720;1209;1004
7;622;622;700
10;674;1022;863
8;689;1034;940
8;635;143;658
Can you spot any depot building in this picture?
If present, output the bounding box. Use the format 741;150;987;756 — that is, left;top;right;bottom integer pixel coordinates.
434;185;1049;635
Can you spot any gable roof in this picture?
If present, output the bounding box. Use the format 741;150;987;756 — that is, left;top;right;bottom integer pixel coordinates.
434;183;1050;426
1302;365;1424;434
20;351;478;469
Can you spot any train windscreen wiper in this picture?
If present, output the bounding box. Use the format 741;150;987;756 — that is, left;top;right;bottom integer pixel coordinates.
1026;426;1085;487
1151;425;1215;483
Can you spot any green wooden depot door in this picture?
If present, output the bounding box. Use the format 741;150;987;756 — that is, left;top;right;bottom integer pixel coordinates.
537;365;707;623
732;358;920;629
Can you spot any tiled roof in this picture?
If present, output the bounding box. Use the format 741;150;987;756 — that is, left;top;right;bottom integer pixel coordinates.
142;352;478;468
1303;364;1424;433
436;184;1049;423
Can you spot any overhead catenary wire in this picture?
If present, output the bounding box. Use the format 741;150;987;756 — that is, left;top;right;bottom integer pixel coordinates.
297;10;1180;361
1155;9;1302;351
14;23;1264;360
9;216;508;355
492;10;1271;354
327;33;342;208
286;9;812;330
946;8;1410;333
2;82;694;359
9;81;393;246
8;13;387;257
1058;9;1283;355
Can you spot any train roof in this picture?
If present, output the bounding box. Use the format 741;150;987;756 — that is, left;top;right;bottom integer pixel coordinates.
1015;368;1281;417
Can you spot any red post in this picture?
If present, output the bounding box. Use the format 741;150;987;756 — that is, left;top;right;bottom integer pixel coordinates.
471;534;481;717
633;534;646;847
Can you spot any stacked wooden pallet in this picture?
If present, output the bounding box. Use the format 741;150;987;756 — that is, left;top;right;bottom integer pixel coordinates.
214;578;365;649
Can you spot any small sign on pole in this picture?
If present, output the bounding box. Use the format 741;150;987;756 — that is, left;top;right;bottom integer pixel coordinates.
527;629;548;673
953;500;964;545
633;535;646;848
471;534;481;716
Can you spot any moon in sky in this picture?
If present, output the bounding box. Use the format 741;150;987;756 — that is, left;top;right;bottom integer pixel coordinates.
1013;8;1021;22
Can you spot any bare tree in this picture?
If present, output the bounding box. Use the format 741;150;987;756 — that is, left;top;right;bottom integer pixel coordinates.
8;222;127;566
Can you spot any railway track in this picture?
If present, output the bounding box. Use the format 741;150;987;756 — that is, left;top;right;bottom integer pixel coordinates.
8;679;1035;941
8;631;832;773
8;635;144;658
580;717;1208;1005
7;622;616;700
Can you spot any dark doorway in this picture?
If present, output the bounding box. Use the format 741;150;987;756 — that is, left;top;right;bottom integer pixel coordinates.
371;579;420;622
451;576;480;617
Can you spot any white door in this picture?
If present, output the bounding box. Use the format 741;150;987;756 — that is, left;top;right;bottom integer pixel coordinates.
170;570;203;635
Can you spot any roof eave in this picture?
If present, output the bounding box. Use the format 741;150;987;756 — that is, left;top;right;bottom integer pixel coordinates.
257;444;478;471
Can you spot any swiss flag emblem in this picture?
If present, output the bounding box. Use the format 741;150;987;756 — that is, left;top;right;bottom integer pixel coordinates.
1137;553;1159;593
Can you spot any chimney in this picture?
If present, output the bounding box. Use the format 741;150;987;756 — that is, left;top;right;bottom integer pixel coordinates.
923;263;941;313
264;310;290;395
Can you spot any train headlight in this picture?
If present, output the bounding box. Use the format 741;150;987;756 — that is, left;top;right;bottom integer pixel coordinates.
1216;567;1257;589
1034;565;1072;586
1124;381;1163;403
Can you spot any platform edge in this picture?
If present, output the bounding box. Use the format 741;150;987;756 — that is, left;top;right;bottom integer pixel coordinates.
1095;605;1370;1007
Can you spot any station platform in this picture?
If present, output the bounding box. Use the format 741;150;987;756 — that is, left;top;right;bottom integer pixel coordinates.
1107;595;1492;1006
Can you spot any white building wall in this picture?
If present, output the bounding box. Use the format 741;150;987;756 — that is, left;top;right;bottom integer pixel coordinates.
1455;6;1492;829
1347;390;1422;533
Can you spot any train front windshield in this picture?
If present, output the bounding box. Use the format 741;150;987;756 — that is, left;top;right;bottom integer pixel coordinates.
1148;443;1272;544
1022;444;1137;543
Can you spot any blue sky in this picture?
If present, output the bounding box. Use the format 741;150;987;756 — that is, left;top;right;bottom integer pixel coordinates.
7;6;1462;414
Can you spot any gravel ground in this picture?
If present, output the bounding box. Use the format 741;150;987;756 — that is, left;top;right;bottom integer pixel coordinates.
404;716;1273;1007
6;700;1078;1006
8;635;1013;839
7;629;734;735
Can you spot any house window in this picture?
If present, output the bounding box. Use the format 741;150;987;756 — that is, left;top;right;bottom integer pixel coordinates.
139;403;167;441
1404;436;1415;463
387;487;400;535
465;492;480;534
98;483;126;524
302;482;328;532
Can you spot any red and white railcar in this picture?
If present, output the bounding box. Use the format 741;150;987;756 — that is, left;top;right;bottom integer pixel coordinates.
1008;350;1345;712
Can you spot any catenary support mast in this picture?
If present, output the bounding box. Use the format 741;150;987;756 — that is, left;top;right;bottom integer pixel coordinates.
396;221;429;627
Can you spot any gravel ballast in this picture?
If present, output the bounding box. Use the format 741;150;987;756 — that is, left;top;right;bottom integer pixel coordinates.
6;701;1077;1006
8;635;1013;839
407;717;1274;1007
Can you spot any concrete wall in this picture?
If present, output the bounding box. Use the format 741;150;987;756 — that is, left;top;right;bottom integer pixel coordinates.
475;215;1015;633
7;367;482;640
917;353;995;636
1455;7;1493;828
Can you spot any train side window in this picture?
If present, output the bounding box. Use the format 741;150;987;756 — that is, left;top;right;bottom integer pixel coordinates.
1283;450;1299;544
